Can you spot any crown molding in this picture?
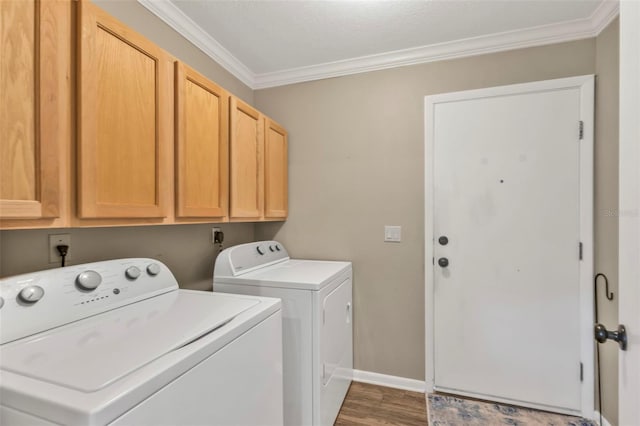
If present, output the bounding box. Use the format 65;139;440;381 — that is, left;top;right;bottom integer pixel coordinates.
138;0;619;90
591;0;620;34
137;0;255;88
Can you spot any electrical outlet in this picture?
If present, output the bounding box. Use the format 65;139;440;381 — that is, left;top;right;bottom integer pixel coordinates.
212;227;222;244
49;234;71;263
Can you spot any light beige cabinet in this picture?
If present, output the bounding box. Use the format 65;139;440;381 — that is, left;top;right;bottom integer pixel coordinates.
229;97;264;220
77;1;172;220
264;118;288;219
0;0;70;228
1;1;287;230
228;96;288;221
175;62;229;219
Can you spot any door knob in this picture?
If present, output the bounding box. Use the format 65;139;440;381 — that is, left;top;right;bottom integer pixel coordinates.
594;323;627;351
438;257;449;268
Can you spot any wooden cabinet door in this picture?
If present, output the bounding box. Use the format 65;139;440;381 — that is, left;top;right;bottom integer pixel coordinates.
264;118;288;219
175;62;228;219
229;97;263;219
77;1;171;219
0;0;67;223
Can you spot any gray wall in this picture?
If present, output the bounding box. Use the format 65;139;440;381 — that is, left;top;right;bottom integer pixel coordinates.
255;39;598;382
595;18;620;426
0;223;254;290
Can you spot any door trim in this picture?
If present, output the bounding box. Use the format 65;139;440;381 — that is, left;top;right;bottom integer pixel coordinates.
618;2;640;423
424;75;595;418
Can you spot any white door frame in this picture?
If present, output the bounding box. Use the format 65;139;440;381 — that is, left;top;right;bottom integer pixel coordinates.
618;1;640;424
424;75;595;418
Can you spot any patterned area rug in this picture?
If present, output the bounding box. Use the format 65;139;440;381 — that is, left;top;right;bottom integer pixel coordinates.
427;394;597;426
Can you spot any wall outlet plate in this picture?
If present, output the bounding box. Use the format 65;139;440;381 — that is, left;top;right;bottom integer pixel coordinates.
49;234;71;263
212;227;222;244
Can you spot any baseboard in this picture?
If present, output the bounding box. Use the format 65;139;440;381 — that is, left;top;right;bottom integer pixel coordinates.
352;369;426;393
594;411;612;426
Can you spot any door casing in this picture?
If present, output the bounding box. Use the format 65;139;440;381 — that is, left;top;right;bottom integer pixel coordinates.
618;2;640;423
424;75;595;418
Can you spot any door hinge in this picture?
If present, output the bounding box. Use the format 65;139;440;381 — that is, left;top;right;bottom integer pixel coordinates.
579;242;583;260
579;121;584;140
580;362;584;382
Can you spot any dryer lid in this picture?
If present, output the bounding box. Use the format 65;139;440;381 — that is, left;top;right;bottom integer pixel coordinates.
0;291;258;392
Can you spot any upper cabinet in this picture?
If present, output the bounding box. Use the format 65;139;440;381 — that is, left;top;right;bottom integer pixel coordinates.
222;98;290;222
0;0;69;226
77;1;172;219
175;62;228;219
264;118;288;219
229;97;264;220
1;1;287;229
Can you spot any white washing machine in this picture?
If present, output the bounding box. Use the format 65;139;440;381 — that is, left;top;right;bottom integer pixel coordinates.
0;258;283;426
213;241;353;426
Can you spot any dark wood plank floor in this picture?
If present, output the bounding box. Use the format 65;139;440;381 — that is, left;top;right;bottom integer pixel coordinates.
335;382;427;426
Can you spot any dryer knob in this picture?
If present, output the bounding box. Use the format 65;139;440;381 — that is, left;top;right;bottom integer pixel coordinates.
269;245;275;252
147;263;161;276
256;246;265;255
125;266;141;280
76;270;102;291
275;245;281;251
18;285;45;304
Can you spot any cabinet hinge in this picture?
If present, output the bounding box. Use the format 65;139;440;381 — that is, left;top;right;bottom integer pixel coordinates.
580;362;584;382
579;121;584;140
579;242;583;260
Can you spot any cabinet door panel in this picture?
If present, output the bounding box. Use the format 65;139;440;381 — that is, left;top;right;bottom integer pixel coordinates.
230;98;263;219
175;62;228;218
0;0;63;221
264;118;288;218
78;2;171;219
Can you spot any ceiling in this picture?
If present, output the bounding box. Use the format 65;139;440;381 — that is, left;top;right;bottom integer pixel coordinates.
138;0;619;89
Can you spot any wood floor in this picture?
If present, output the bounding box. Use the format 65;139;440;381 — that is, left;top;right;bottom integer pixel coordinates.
334;382;427;426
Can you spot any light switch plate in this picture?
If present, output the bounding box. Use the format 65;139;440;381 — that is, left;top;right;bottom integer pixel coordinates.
384;226;401;242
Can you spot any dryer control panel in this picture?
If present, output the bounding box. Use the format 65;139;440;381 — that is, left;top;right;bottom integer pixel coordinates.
215;241;290;277
0;258;178;345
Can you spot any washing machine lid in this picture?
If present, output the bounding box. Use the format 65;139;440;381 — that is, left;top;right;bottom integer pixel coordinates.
217;259;351;290
0;290;258;393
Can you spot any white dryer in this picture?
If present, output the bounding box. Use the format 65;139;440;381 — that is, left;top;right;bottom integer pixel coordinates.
0;258;283;426
213;241;353;426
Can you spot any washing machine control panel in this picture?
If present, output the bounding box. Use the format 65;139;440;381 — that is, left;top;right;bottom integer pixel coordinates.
0;258;177;345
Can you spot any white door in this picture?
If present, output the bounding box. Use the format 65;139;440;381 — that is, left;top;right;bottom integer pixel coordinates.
425;76;594;417
618;2;640;425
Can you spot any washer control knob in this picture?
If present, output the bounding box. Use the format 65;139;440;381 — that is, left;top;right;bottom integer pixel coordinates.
125;266;141;280
275;245;281;251
76;270;102;291
0;296;5;309
147;263;161;276
18;285;45;304
256;246;265;255
269;245;275;252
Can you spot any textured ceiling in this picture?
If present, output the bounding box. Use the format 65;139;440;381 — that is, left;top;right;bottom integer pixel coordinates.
171;0;602;74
